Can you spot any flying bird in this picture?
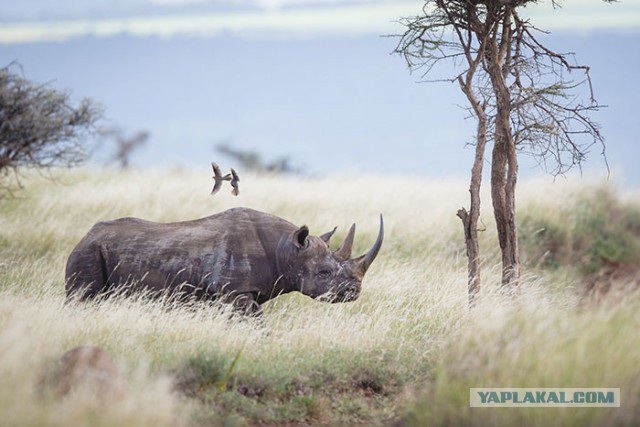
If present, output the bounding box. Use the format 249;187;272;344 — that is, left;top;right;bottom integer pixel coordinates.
210;162;231;195
230;168;240;196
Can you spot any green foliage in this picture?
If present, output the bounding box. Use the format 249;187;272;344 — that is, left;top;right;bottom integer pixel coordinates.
519;185;640;274
175;346;245;401
175;351;229;398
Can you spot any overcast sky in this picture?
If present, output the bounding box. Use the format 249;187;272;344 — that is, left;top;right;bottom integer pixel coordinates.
1;0;639;43
2;0;639;185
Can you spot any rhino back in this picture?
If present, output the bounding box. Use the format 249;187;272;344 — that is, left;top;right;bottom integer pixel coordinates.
76;208;296;296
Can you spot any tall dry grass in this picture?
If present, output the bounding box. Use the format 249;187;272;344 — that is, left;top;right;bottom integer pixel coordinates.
0;168;638;426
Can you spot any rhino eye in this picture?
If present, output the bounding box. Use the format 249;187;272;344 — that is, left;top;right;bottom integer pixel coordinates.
316;269;332;278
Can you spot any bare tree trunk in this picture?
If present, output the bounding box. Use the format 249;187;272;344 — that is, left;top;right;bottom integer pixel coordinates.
458;77;488;305
505;132;519;285
457;131;485;304
491;133;520;286
489;7;521;287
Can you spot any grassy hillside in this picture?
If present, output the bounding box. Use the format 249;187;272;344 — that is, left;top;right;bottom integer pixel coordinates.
0;168;638;426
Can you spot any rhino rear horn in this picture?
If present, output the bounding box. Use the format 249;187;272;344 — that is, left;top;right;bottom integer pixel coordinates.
334;223;356;261
320;227;337;244
354;214;384;275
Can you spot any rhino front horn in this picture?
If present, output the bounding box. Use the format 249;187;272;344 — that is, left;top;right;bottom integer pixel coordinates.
355;214;384;275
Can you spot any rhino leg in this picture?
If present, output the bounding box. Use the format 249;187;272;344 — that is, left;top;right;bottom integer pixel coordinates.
65;243;108;300
231;292;262;317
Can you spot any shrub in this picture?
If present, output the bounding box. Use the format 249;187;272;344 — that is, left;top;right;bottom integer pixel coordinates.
0;62;101;196
519;185;640;274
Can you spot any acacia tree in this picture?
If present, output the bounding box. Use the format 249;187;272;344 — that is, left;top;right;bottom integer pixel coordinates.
100;128;149;169
0;63;101;195
395;0;610;302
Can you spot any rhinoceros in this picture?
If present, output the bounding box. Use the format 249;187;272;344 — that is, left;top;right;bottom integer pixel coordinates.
65;207;383;314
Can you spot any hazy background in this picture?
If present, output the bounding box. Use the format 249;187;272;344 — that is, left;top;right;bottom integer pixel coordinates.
1;0;639;185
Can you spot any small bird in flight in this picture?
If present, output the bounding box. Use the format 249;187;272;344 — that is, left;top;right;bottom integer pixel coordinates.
210;162;231;195
230;168;240;196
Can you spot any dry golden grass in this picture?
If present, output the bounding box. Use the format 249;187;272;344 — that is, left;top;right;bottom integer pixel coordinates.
0;168;638;426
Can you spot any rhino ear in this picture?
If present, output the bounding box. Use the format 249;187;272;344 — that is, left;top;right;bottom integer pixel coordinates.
320;227;337;245
293;226;310;249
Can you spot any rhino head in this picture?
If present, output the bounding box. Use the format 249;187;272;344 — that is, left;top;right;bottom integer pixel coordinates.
277;215;384;303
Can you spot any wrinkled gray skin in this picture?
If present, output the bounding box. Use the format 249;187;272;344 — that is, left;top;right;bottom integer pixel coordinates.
65;207;384;315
